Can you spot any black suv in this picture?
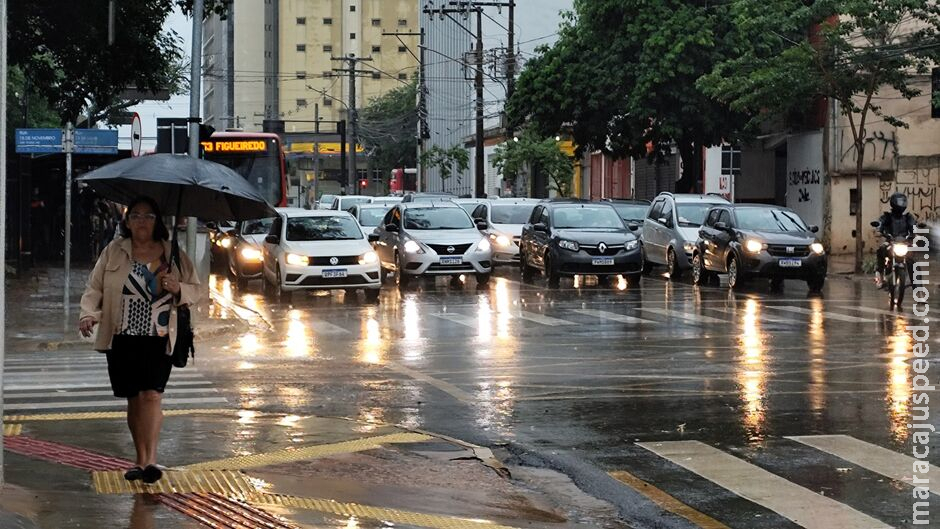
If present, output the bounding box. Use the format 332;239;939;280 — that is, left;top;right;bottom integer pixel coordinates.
519;200;643;287
691;204;827;291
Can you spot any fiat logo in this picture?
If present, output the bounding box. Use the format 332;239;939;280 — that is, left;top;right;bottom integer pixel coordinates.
329;257;339;265
447;246;455;253
786;246;795;254
598;242;607;253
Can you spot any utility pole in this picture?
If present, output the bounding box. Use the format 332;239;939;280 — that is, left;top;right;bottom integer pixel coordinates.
474;8;484;198
1;0;8;483
332;55;372;191
187;0;204;260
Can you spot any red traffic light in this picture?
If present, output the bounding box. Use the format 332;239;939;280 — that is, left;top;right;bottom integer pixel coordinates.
359;179;368;188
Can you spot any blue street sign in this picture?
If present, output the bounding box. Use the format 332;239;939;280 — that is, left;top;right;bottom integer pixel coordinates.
15;128;63;154
74;129;119;154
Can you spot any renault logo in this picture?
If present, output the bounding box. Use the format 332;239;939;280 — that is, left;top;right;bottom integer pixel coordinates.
329;257;339;265
447;246;455;253
598;242;607;254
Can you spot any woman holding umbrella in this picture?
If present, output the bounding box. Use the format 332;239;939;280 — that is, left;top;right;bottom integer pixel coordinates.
78;196;200;484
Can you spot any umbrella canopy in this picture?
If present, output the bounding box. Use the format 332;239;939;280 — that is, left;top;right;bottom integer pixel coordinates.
77;153;277;221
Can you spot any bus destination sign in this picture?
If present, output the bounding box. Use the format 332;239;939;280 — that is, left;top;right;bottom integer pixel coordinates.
201;140;267;153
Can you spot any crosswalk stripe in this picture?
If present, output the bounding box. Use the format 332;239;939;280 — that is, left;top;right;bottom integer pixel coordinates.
705;307;793;323
307;320;351;335
5;379;213;391
515;311;577;326
786;435;935;490
431;313;479;328
837;306;908;317
5;387;219;400
571;309;657;324
636;308;728;324
3;370;208;380
4;396;227;411
638;440;892;529
766;306;877;323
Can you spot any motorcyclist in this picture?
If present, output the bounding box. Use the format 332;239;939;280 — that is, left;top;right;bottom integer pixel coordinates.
874;192;916;288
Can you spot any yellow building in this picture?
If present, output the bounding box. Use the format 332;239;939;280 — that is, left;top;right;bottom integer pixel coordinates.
279;0;419;130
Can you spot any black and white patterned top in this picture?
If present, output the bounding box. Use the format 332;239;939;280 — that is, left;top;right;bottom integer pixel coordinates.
119;261;173;337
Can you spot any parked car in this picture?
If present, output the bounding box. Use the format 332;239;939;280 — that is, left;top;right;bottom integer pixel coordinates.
261;208;381;301
227;217;274;288
401;192;455;203
372;202;493;288
519;200;642;287
601;198;650;236
642;192;731;279
329;195;372;211
315;194;337;210
691;204;827;291
469;198;540;265
349;203;392;229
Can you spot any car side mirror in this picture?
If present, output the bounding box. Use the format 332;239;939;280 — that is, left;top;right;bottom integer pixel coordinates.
714;221;728;231
627;222;639;231
870;220;881;228
657;217;668;225
533;223;548;233
385;223;399;233
808;225;819;233
264;234;279;244
368;233;380;243
476;220;488;230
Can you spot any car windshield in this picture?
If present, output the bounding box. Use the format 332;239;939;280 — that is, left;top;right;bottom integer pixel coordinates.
357;208;387;227
339;197;371;209
458;202;481;213
735;208;809;232
286;216;363;241
492;204;536;224
242;218;273;235
677;203;723;227
318;194;336;205
404;208;474;230
553;206;625;229
612;203;649;221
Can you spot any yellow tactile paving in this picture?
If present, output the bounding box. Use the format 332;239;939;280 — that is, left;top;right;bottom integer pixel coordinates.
3;424;23;436
609;470;732;529
93;469;260;496
184;432;433;470
4;408;234;422
253;494;522;529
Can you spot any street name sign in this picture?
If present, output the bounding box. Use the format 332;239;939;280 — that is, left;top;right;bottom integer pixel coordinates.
74;129;119;154
15;128;64;154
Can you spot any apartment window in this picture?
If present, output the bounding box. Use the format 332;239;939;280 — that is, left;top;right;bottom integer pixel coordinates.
398;45;407;53
323;17;333;25
296;99;308;108
296;17;306;25
371;72;381;79
323;98;333;107
296;71;307;79
398;19;407;26
323;44;333;52
398;73;408;80
349;4;356;11
371;18;381;26
350;32;356;39
372;45;381;53
296;44;306;52
933;67;940;119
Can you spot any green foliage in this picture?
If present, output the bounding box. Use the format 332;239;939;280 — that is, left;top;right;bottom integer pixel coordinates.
5;66;60;145
491;133;574;197
358;80;418;179
420;145;470;184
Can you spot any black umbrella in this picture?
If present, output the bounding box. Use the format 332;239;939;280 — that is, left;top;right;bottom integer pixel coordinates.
77;153;277;221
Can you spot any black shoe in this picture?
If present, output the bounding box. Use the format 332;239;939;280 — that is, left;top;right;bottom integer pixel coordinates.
124;466;144;481
142;465;163;484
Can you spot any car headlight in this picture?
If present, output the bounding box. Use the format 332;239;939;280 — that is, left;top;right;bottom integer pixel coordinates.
240;247;263;261
893;243;909;257
682;241;696;255
810;242;825;255
359;250;379;265
286;253;309;266
490;233;512;247
626;240;639;251
403;240;424;254
219;237;232;248
744;239;764;253
558;239;580;252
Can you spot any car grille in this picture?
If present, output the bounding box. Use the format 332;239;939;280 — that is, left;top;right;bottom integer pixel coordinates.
427;243;473;255
299;275;372;286
309;255;359;266
580;244;625;256
559;261;641;274
427;263;476;273
767;245;810;257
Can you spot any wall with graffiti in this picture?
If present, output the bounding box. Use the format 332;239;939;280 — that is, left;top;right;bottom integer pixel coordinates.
883;156;940;222
786;132;825;230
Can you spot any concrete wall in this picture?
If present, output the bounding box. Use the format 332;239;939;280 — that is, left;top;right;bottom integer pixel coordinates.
703;145;775;202
786;132;825;230
830;173;883;255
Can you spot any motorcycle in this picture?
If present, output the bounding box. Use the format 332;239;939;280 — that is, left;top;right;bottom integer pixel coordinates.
871;220;925;309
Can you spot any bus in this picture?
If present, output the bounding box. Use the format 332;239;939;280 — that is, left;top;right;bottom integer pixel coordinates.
201;132;288;207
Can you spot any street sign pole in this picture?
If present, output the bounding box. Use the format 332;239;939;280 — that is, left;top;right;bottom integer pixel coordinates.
1;0;9;485
186;0;204;260
64;122;74;319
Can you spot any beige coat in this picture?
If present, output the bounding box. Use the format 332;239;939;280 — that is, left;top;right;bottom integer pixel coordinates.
79;237;202;352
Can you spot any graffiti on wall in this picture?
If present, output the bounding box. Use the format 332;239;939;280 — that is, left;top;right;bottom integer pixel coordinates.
881;157;940;221
839;129;898;165
788;169;821;203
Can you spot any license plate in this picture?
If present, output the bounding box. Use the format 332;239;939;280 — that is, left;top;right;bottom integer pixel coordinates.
440;257;463;265
322;269;348;278
592;257;615;266
778;258;802;268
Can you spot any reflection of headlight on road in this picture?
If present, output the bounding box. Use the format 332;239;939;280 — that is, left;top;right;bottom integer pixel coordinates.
403;240;423;254
359;251;378;265
810;242;825;255
286;253;309;265
745;239;764;253
240;247;263;261
476;238;491;252
626;240;639;250
893;243;909;257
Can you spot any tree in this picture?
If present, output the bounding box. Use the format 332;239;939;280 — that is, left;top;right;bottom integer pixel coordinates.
8;0;229;126
699;0;940;272
507;0;751;193
491;133;574;197
358;79;418;187
5;66;60;144
419;145;469;187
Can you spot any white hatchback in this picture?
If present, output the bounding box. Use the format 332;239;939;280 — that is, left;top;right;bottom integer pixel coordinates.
261;208;381;301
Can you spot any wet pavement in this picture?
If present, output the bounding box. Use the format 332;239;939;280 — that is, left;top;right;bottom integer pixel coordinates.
3;264;938;528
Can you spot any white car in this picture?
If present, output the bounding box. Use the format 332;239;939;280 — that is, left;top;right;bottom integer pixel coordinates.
261;208;381;301
369;196;403;207
468;198;540;265
330;195;372;211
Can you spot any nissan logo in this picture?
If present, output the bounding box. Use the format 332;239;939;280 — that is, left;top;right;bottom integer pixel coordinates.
598;242;607;253
329;256;339;265
447;246;455;253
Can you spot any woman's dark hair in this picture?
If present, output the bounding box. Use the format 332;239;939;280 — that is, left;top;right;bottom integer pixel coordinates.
118;196;170;241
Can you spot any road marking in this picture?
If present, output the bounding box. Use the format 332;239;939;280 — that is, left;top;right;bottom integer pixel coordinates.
638;440;892;529
4;396;227;411
571;309;657;324
4;379;213;391
183;432;432;470
308;319;351;335
705;307;793;324
515;311;577;326
386;361;475;403
3;424;22;436
837;306;908;317
3;371;207;381
636;308;729;324
4;387;219;400
765;306;877;323
609;470;731;529
93;468;258;496
431;312;479;328
786;435;935;490
5;408;234;422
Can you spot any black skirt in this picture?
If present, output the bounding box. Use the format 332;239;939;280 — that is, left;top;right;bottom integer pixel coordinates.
106;335;172;398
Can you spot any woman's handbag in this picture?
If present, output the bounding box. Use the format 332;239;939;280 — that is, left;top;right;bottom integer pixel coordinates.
169;237;195;368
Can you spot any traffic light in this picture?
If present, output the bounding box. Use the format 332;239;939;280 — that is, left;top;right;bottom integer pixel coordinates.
359;179;368;188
